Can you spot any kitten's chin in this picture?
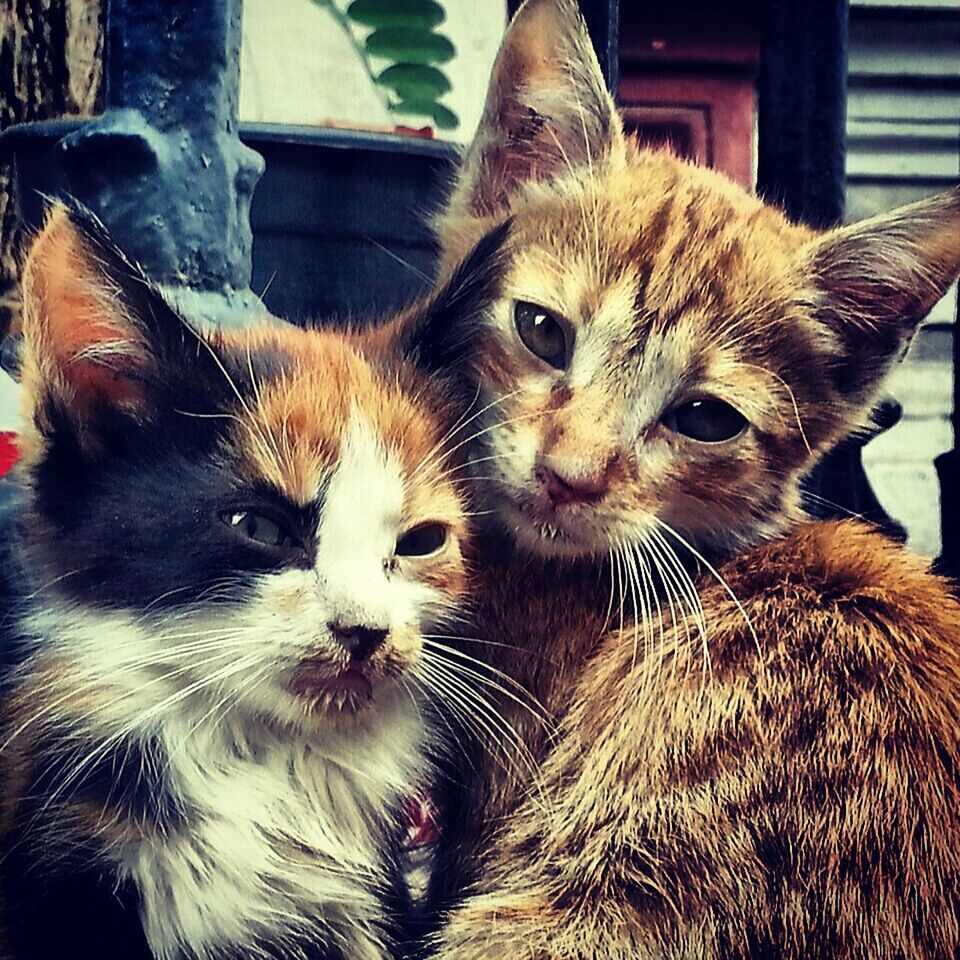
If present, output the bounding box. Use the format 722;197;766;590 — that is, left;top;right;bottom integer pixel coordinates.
274;666;409;731
495;497;608;560
511;519;598;559
289;667;375;715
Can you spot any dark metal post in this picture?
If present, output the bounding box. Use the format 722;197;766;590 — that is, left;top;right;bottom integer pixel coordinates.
58;0;264;327
934;284;960;580
757;0;906;540
580;0;619;96
757;0;848;229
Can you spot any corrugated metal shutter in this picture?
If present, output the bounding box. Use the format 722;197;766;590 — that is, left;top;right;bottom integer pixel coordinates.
848;0;959;556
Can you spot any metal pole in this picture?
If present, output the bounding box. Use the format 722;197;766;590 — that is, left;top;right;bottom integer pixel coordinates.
57;0;265;328
756;0;907;540
757;0;848;229
934;283;960;579
580;0;619;97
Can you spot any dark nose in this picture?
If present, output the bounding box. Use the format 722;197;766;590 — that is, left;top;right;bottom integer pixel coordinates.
535;464;609;507
328;623;389;662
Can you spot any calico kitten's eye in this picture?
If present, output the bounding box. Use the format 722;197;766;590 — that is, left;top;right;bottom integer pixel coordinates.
514;301;571;370
663;399;747;443
223;511;296;549
395;523;448;557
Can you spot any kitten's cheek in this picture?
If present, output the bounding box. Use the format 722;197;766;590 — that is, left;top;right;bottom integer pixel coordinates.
498;422;540;477
269;583;312;618
386;626;422;669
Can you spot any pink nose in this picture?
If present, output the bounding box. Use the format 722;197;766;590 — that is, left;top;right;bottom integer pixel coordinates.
535;463;608;507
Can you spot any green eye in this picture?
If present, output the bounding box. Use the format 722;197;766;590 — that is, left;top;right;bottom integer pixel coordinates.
514;301;571;370
664;399;747;443
395;523;448;558
224;510;296;549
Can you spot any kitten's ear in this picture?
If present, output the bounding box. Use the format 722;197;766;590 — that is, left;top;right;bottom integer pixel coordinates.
443;0;624;223
803;186;960;403
400;219;513;373
20;202;196;454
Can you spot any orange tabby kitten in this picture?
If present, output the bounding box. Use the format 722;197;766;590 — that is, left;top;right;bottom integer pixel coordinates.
413;1;960;956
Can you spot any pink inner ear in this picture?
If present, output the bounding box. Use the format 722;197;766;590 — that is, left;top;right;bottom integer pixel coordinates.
24;209;149;412
474;107;569;216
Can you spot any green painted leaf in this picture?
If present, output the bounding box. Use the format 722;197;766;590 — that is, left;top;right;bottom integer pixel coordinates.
365;27;455;65
390;98;459;130
376;63;451;99
347;0;444;29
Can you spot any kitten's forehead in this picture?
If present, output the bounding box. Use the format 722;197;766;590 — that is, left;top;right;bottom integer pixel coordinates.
510;149;811;329
315;409;405;603
219;327;440;506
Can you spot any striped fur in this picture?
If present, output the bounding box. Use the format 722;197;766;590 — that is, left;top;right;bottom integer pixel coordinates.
421;1;960;957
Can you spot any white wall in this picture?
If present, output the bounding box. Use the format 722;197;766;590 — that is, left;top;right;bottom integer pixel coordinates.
849;1;960;556
240;0;506;141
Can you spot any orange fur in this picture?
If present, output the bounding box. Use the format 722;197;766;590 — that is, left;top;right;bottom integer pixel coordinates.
424;1;960;957
17;207;155;463
435;522;960;959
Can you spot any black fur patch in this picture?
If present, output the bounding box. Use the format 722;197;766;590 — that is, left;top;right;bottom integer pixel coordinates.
402;218;512;373
2;751;154;960
25;410;316;611
78;732;189;833
2;843;153;960
19;231;322;614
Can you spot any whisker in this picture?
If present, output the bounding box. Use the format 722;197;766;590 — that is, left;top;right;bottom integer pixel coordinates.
363;235;432;284
414;407;547;482
423;633;557;663
410;385;525;481
416;659;535;781
651;517;759;656
421;639;553;733
417;655;542;783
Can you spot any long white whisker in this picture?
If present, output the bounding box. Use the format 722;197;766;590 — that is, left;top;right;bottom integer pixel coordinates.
651;516;759;654
421;639;553;734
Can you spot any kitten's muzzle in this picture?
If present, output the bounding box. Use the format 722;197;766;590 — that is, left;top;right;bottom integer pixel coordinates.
328;622;389;662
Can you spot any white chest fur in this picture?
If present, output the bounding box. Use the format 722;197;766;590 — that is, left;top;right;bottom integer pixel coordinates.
23;596;430;960
119;699;424;960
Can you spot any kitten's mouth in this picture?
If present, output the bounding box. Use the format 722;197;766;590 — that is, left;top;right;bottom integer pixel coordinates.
532;519;572;542
289;665;374;712
514;497;584;548
504;490;613;558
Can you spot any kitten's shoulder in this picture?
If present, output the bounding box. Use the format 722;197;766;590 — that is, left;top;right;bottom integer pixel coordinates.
714;519;960;683
725;519;954;617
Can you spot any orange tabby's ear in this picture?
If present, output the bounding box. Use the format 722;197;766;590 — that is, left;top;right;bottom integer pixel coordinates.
802;186;960;403
445;0;624;222
19;202;195;455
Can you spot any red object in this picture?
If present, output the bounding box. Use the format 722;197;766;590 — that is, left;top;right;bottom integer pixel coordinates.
404;794;440;848
619;5;761;189
0;432;18;477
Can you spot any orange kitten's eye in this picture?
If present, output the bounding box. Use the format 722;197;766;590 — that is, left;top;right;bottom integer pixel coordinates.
396;523;448;558
664;399;747;443
514;301;571;370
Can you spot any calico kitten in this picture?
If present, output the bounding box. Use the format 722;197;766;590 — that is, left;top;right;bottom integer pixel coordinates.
0;203;506;960
409;0;960;956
